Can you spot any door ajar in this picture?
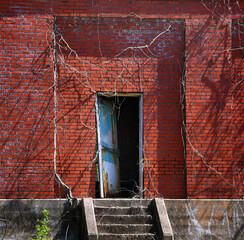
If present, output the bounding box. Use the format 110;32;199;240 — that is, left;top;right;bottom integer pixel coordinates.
96;96;120;198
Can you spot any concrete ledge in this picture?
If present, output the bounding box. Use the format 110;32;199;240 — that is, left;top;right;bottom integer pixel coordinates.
164;199;244;240
82;198;98;240
153;198;174;240
1;199;243;239
0;199;81;240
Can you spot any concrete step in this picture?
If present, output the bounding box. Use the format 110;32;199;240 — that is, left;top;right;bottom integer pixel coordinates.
94;199;151;208
93;199;158;239
96;214;153;224
95;206;150;215
98;233;157;240
97;223;155;234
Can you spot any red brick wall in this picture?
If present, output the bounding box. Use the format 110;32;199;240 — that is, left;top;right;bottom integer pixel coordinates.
0;0;243;199
230;18;244;198
0;16;54;198
55;17;185;198
186;17;244;198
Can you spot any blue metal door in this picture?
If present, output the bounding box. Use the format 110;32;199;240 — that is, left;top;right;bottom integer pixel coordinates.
97;97;120;197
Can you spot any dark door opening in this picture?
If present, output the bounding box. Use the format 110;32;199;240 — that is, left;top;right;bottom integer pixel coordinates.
117;97;139;197
96;95;141;198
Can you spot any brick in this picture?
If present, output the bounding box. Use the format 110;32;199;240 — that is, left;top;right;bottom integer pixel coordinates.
0;1;243;200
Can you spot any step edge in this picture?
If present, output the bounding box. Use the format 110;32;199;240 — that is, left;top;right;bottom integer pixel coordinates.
96;214;153;217
95;206;149;208
99;233;155;236
97;223;154;226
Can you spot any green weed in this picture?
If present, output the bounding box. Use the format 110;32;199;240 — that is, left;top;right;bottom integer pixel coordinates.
32;209;51;240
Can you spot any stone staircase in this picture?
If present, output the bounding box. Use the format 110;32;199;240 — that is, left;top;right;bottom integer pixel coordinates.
93;199;158;240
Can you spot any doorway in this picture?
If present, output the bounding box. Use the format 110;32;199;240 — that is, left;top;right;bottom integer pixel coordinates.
96;93;143;198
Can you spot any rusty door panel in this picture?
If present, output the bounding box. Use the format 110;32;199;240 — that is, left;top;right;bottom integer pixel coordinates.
98;97;120;197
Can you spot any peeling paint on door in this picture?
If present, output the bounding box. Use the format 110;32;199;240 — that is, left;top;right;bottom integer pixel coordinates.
97;97;120;197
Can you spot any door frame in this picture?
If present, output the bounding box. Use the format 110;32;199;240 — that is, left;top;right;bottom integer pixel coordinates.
95;92;144;198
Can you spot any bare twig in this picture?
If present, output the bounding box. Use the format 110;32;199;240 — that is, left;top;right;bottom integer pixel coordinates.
52;17;74;201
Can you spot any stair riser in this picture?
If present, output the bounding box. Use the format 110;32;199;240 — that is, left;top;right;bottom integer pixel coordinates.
97;224;155;234
95;207;150;215
96;215;153;224
98;234;156;240
94;199;151;208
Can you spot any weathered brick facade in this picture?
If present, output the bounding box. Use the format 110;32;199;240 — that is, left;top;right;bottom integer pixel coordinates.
0;0;243;199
